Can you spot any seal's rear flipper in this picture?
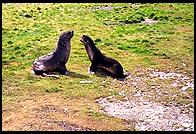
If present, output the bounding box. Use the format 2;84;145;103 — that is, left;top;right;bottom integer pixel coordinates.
31;69;35;74
124;72;131;78
116;72;131;81
31;69;59;79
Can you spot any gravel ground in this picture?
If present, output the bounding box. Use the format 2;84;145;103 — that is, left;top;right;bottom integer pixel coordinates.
96;69;194;131
96;96;194;131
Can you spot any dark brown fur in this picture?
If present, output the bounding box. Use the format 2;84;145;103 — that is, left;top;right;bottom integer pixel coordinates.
32;30;74;76
80;35;128;79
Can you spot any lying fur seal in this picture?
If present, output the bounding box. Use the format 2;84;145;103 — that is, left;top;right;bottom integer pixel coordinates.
80;35;128;79
32;30;74;77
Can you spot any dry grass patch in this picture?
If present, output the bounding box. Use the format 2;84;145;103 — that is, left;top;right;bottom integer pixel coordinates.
2;93;133;131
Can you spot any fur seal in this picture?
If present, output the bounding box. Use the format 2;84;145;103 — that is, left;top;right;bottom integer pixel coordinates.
80;35;128;79
32;30;74;77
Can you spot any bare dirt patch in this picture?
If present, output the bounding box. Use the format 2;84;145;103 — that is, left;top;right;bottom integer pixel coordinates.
2;93;92;131
2;92;129;131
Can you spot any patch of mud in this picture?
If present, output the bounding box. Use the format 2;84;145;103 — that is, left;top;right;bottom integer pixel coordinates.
2;94;93;131
96;96;194;131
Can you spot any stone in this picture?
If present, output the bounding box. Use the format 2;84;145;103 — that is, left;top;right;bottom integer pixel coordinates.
181;122;192;128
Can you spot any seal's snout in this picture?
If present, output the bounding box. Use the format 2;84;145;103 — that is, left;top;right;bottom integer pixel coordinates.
69;30;74;36
82;35;87;38
70;30;74;34
80;36;84;42
80;35;91;44
67;30;74;38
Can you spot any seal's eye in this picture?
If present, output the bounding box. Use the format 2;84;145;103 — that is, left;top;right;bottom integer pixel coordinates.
84;38;89;43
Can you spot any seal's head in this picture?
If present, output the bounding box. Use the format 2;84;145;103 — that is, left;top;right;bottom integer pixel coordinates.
59;30;74;41
80;35;94;46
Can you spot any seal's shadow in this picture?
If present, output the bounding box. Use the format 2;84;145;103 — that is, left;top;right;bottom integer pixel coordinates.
94;69;110;78
67;71;90;79
94;68;129;81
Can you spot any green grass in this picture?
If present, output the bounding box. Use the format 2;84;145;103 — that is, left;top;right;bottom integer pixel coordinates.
2;3;194;131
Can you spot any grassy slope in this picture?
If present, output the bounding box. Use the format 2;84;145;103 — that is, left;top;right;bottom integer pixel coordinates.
2;3;194;130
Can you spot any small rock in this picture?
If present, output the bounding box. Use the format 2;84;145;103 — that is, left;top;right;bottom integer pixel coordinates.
23;13;32;18
101;80;107;83
140;125;147;130
79;80;93;84
134;77;140;81
176;74;182;77
171;82;178;87
141;18;159;25
182;63;186;67
180;86;188;92
181;122;192;128
133;92;142;97
143;101;150;105
148;68;154;71
176;127;183;131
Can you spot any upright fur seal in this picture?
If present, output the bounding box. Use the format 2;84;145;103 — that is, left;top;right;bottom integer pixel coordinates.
32;30;74;77
80;35;128;79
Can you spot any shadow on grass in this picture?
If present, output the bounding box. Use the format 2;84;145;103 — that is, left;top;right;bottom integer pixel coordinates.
67;71;90;79
94;69;130;81
94;69;109;78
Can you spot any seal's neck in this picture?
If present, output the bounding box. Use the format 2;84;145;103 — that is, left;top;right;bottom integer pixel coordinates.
53;40;69;59
84;42;103;62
